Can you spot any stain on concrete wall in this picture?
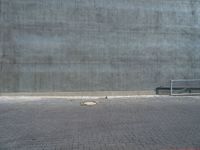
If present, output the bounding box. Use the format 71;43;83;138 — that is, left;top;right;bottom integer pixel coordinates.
0;0;200;92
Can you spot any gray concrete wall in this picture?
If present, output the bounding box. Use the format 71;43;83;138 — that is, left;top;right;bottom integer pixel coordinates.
0;0;200;93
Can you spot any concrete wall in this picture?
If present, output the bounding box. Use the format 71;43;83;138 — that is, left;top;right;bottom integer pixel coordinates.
0;0;200;93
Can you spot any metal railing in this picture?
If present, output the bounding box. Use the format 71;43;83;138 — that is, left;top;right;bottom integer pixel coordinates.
170;79;200;96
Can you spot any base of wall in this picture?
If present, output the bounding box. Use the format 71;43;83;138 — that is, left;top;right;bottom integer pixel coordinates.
0;91;155;97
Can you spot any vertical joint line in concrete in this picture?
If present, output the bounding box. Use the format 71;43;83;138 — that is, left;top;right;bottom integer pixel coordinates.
170;80;173;96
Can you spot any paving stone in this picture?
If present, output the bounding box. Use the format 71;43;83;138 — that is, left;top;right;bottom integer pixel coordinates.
0;96;200;149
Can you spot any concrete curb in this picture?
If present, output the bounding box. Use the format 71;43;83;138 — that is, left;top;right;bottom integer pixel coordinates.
0;95;200;103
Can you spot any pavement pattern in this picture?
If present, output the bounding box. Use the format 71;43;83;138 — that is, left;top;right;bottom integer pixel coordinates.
0;96;200;150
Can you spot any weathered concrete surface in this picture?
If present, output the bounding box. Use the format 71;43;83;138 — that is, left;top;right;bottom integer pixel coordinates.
0;96;200;149
0;91;154;97
0;0;200;92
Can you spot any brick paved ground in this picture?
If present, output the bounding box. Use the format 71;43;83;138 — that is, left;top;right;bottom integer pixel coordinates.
0;96;200;150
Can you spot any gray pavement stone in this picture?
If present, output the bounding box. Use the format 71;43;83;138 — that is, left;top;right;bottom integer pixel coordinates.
0;96;200;150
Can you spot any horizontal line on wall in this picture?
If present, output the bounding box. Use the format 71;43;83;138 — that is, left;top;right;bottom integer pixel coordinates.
1;24;200;36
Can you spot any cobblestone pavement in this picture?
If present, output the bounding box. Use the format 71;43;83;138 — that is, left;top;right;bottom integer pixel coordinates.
0;96;200;150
